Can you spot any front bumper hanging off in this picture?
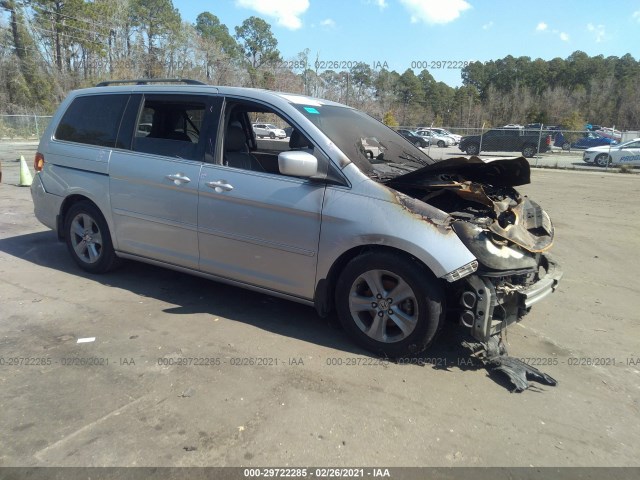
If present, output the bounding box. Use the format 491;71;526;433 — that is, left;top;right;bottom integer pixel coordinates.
459;255;563;343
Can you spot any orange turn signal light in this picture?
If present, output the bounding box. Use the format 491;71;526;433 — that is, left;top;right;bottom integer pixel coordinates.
34;152;45;172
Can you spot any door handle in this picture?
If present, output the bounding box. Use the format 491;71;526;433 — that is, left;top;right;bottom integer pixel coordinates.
165;173;191;185
206;180;234;192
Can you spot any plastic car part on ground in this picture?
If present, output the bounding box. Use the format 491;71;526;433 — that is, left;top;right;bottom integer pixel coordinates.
463;337;558;392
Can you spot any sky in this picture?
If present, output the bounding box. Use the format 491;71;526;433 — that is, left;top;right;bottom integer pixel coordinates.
173;0;640;87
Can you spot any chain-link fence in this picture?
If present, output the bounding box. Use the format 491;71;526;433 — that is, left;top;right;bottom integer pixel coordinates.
3;114;636;151
0;115;53;140
394;125;635;156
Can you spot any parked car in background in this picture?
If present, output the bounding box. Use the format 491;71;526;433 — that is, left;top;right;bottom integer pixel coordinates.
459;128;551;158
136;122;152;135
582;138;640;167
571;132;617;149
595;127;622;142
417;127;461;145
252;123;286;139
502;124;523;129
414;129;455;147
551;131;571;150
396;129;430;147
520;124;571;150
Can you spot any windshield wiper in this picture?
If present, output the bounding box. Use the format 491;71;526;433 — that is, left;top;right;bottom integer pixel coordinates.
398;150;429;166
373;162;415;173
398;155;429;167
369;171;397;181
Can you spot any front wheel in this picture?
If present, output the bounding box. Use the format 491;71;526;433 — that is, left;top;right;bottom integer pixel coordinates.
595;153;611;167
562;142;570;151
522;144;537;158
437;140;445;148
64;201;119;273
335;252;444;358
269;132;275;139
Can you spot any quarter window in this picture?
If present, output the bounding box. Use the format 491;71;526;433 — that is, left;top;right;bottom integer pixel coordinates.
55;94;129;147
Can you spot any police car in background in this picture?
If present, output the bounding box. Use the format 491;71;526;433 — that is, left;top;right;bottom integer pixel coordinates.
583;138;640;167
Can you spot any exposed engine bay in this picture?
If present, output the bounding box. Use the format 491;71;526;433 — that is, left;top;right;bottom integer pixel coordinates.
384;156;562;346
380;156;563;390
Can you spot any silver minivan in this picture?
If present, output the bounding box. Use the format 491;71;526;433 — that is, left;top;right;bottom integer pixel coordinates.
31;80;562;358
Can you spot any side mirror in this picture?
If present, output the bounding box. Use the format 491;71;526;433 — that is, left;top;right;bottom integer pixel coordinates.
278;150;318;178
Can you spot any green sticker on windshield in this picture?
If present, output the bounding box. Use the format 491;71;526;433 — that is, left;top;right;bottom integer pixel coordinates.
304;107;320;114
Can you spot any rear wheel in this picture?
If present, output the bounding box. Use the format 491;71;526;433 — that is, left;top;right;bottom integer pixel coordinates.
562;142;570;151
64;201;119;273
335;252;444;358
465;143;479;155
595;153;611;167
522;144;537;158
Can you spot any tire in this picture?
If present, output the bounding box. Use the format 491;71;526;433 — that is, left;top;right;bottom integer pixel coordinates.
64;201;119;273
595;153;611;167
437;140;445;148
269;132;275;139
414;141;421;148
335;251;444;358
562;142;570;151
465;143;479;155
522;144;537;158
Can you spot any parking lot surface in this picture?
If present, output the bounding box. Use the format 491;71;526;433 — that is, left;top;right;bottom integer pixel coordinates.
1;147;639;467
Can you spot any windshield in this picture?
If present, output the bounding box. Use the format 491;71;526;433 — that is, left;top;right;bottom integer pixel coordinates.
294;104;435;179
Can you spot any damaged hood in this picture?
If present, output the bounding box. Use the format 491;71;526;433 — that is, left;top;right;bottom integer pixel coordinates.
384;156;553;253
384;155;531;188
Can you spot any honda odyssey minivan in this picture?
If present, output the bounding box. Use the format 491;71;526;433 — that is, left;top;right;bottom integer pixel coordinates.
31;79;562;358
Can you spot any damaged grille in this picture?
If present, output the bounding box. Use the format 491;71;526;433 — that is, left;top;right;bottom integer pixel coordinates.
486;271;539;290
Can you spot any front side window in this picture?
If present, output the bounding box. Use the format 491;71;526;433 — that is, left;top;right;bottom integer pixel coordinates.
222;100;309;175
55;94;129;147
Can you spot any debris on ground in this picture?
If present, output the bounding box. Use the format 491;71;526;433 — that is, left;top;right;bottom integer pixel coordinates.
464;337;558;392
178;387;195;398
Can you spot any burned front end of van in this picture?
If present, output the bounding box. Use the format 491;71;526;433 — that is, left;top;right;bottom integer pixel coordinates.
385;156;562;343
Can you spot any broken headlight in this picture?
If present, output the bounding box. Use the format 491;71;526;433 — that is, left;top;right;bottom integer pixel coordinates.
451;221;539;272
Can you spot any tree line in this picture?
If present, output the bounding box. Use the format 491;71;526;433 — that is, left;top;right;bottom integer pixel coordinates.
1;0;638;130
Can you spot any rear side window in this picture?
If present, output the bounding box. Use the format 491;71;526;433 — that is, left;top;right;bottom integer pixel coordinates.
132;97;206;161
55;95;128;147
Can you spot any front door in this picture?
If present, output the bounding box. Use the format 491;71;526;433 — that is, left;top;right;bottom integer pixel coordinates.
197;165;325;299
197;98;325;300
